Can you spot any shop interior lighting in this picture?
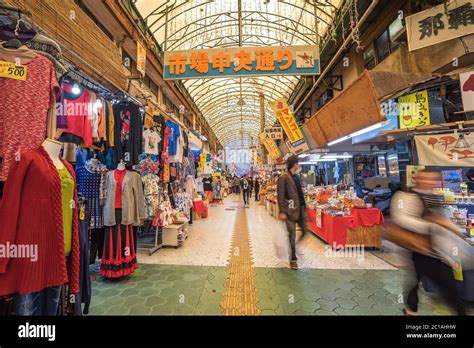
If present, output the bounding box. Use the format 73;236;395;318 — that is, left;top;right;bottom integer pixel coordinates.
200;135;208;142
349;122;385;138
323;154;353;159
327;136;350;146
300;159;338;165
298;154;310;158
71;83;81;95
94;99;103;111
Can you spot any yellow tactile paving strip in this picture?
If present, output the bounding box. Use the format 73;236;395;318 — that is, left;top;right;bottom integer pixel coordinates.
220;204;261;315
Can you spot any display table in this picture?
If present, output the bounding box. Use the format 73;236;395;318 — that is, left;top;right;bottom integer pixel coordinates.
193;200;208;218
162;222;188;247
306;207;384;248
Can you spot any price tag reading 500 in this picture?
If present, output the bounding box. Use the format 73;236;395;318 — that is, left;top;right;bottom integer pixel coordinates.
0;61;27;81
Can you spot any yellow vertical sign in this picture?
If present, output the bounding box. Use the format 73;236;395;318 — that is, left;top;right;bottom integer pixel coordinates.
272;98;305;146
137;41;147;76
260;133;281;160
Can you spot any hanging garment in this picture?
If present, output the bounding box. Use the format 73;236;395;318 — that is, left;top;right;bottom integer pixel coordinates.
165;120;180;156
103;170;146;226
0;53;59;181
153;114;166;153
143;129;161;155
59;82;93;146
14;286;62;316
73;198;91;315
75;159;107;229
113;102;143;166
26;33;68;78
58;166;74;257
0;146;80;296
105;100;115;147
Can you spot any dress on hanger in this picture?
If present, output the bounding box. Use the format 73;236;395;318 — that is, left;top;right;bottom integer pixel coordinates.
100;169;145;278
75;159;107;229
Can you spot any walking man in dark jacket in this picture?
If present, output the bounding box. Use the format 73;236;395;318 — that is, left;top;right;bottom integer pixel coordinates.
277;155;309;270
241;175;250;207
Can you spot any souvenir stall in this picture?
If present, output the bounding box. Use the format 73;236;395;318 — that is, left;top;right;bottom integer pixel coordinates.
304;186;384;248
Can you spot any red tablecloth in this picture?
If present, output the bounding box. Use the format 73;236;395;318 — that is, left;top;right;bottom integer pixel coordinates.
193;201;208;218
306;208;384;247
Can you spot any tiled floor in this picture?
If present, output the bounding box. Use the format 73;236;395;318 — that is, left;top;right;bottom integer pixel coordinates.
89;195;470;316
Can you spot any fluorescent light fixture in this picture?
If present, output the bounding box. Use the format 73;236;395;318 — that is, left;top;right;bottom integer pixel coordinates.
327;136;350;146
324;155;353;159
350;122;385;138
300;159;338;164
190;146;201;151
200;135;208;141
298;154;310;158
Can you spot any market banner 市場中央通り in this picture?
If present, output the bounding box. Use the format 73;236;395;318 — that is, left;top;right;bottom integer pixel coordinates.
164;45;319;80
415;133;474;167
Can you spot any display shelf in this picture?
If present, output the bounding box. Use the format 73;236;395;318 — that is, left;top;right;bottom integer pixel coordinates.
162;222;188;247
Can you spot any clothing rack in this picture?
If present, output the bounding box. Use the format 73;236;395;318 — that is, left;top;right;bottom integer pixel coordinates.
101;92;144;107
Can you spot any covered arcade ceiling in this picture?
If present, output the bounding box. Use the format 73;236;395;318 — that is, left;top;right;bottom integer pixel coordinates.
133;0;344;147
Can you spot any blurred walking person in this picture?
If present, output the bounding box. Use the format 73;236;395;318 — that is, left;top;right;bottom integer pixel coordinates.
389;170;473;316
277;155;309;270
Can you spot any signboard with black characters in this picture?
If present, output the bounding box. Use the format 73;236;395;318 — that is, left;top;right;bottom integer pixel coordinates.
406;0;474;51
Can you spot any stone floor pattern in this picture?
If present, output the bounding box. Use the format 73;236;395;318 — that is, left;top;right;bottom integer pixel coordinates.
89;196;470;316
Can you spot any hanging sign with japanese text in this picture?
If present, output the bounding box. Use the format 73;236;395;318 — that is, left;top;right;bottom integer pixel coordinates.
460;70;474;112
264;127;283;140
164;45;319;80
137;41;147;76
415;133;474;167
406;0;474;51
398;90;431;129
272;98;309;154
260;132;282;161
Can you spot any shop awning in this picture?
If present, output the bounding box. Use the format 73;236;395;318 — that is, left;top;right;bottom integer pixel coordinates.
305;69;432;148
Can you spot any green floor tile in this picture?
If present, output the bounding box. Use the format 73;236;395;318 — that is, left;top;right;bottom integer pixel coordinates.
335;298;357;310
317;299;339;312
128;304;152;315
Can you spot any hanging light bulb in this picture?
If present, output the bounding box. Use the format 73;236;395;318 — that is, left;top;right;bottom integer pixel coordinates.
72;83;81;95
95;98;103;109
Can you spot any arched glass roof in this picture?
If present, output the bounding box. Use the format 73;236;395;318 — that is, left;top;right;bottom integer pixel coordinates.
134;0;343;146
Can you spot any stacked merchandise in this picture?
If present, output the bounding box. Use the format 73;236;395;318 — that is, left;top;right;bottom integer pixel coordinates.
305;185;366;216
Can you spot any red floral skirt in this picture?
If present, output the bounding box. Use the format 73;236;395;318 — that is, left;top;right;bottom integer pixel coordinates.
100;209;138;278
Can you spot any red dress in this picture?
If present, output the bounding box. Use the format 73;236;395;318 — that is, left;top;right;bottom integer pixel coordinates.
99;170;138;278
60;82;93;146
